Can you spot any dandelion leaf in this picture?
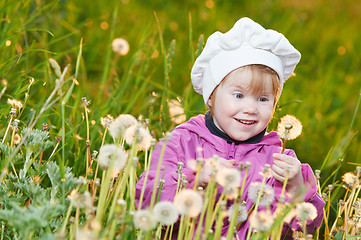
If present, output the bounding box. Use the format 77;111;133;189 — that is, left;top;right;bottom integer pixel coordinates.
333;230;344;240
0;142;23;162
13;175;47;204
0;201;64;239
46;161;77;197
22;128;54;154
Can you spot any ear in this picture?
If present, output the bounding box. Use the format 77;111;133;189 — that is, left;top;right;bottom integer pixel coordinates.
207;98;212;108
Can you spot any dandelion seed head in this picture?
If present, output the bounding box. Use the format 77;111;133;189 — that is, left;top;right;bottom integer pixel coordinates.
77;176;88;185
277;115;302;140
342;172;358;187
315;169;321;179
247;182;274;207
97;144;127;172
117;199;126;206
216;168;241;188
228;203;248;223
68;190;92;209
7;99;23;110
13;133;21;144
100;115;114;128
153;201;179;226
76;227;97;240
295;202;317;221
259;165;272;178
186;159;198;171
108;114;138;140
174;189;203;218
167;99;186;124
112;38;130;55
224;186;238;200
249;209;274;232
357;166;361;176
133;209;156;231
124;125;152;151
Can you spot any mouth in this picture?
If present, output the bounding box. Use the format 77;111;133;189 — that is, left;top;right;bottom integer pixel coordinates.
235;118;257;125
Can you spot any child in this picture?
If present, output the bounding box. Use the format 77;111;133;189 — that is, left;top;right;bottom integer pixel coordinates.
136;17;324;238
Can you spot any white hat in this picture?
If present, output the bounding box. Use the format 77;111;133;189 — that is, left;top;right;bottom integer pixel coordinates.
191;17;301;108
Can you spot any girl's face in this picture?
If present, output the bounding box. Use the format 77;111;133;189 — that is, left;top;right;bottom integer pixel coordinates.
207;67;276;141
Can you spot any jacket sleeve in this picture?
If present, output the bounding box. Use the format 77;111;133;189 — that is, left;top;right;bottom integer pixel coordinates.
272;149;325;237
135;132;196;209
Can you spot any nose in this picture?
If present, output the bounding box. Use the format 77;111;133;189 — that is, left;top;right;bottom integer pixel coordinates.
242;98;257;115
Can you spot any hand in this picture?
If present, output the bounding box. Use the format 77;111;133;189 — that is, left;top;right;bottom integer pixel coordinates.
272;153;303;194
197;158;236;188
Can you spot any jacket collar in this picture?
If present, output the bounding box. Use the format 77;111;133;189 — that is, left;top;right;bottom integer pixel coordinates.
176;114;282;151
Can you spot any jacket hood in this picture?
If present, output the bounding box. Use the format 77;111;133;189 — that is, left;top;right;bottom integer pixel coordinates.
175;114;282;150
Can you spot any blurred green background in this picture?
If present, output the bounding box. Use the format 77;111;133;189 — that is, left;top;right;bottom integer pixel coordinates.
1;0;360;182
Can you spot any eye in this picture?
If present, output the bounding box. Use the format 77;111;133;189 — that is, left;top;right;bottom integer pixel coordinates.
234;93;243;99
258;96;268;102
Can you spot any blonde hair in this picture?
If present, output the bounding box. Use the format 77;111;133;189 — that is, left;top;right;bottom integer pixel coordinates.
208;64;281;115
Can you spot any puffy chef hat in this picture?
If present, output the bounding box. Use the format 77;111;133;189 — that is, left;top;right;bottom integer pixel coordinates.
191;17;301;108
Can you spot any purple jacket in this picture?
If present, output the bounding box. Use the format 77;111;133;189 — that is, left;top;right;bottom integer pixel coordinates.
135;115;325;239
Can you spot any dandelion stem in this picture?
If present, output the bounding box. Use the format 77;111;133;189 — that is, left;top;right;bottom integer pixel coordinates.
210;192;225;226
204;177;217;238
226;199;242;240
193;167;201;190
194;197;209;240
281;139;287;154
246;172;268;240
227;167;250;239
168;224;174;240
149;136;169;210
61;201;74;234
214;203;226;239
2;115;13;144
280;170;290;197
138;149;154;209
95;167;113;223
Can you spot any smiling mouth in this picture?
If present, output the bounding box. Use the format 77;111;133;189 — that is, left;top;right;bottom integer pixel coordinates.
235;118;256;125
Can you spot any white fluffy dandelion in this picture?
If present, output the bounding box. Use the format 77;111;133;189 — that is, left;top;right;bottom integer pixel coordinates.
228;203;248;223
67;190;92;209
295;202;317;222
112;38;130;55
108;114;138;140
174;189;203;218
216;168;241;188
249;209;274;232
224;186;238;200
76;227;97;240
97;144;127;171
167;99;186;124
247;182;275;207
277;115;303;140
153;201;179;226
124;125;152;151
133;209;157;231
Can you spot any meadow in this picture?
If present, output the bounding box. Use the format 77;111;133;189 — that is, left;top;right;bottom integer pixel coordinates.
0;0;361;239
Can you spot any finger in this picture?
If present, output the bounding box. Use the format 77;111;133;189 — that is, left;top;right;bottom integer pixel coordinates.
273;153;297;164
272;169;285;182
272;164;286;177
273;159;292;169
